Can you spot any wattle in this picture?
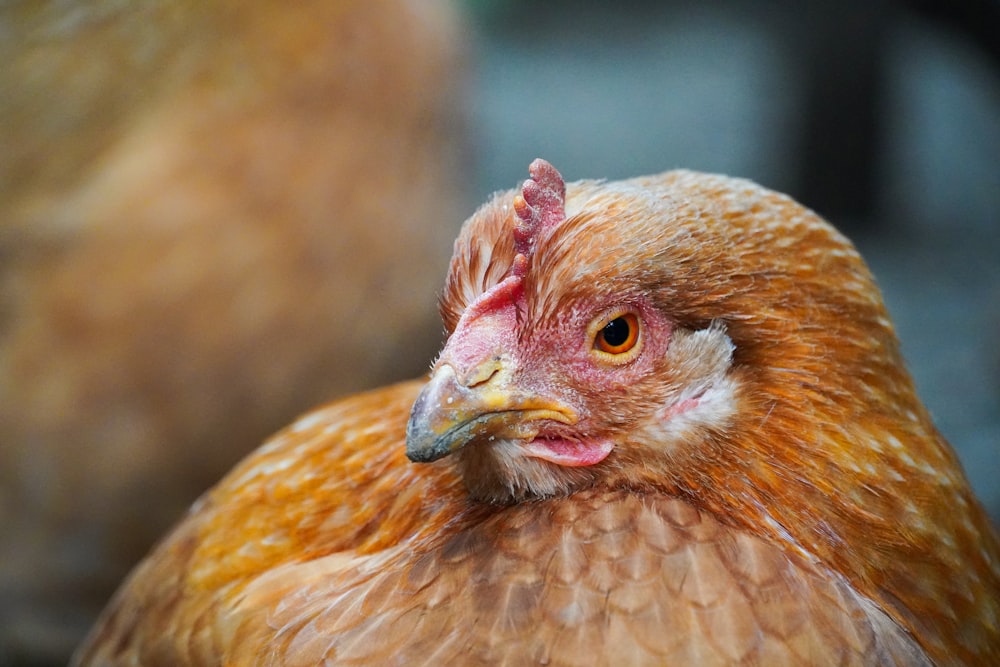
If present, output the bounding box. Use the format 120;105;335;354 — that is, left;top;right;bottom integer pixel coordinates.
522;437;614;467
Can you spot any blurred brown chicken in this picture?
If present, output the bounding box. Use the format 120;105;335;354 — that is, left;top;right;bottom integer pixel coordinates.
0;1;466;663
74;160;1000;665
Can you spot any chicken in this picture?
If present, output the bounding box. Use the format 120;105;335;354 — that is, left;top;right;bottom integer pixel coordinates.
0;1;465;663
73;160;1000;666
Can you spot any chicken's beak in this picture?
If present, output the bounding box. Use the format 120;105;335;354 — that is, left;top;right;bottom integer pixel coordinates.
405;362;576;463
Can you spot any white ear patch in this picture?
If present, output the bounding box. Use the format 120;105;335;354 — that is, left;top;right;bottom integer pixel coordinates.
656;376;739;440
651;323;738;441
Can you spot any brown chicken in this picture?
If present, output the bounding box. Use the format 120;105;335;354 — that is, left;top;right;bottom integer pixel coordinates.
74;160;1000;666
0;1;464;663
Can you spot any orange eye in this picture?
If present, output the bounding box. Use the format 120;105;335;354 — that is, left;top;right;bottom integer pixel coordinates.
594;312;640;355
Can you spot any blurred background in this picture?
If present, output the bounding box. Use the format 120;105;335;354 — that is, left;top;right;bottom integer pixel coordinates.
1;0;998;664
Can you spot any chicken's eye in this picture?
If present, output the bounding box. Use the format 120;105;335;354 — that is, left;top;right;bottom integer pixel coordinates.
590;311;642;362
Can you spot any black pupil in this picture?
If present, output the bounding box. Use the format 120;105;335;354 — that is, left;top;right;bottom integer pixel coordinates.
602;317;631;347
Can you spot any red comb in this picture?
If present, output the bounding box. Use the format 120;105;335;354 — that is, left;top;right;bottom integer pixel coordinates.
510;159;566;277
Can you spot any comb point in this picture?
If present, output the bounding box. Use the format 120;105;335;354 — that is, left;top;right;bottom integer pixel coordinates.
512;158;566;259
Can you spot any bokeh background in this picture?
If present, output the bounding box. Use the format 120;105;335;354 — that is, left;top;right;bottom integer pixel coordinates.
2;0;998;664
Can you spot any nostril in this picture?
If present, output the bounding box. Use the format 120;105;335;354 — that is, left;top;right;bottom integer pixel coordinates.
463;357;503;388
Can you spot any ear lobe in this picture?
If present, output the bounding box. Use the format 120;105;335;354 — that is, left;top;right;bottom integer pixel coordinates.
651;322;738;434
665;322;735;387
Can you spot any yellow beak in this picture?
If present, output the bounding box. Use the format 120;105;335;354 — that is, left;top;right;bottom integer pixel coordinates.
405;362;576;463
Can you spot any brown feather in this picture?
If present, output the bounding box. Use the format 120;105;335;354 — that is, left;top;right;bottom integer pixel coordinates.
75;165;1000;665
74;382;932;666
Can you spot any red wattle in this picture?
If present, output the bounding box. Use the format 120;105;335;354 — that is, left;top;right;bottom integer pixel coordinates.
522;438;614;467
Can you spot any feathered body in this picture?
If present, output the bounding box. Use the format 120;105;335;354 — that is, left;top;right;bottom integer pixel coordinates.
74;162;1000;665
